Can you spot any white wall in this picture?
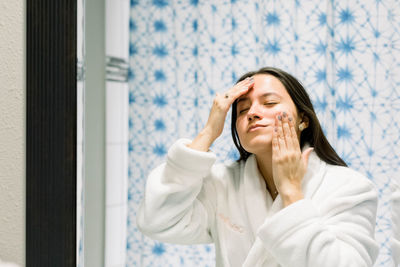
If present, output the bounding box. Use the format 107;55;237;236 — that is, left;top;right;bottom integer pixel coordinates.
0;0;25;266
84;0;106;265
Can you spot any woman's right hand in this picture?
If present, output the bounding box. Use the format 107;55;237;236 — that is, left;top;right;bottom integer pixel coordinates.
188;77;254;152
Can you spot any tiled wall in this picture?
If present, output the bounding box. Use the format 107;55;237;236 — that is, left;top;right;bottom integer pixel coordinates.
126;1;400;266
104;0;130;266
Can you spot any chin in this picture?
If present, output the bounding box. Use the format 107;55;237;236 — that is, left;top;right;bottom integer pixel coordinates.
241;135;272;154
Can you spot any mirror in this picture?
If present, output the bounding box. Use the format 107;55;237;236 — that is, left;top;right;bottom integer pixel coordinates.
116;1;399;266
27;0;399;266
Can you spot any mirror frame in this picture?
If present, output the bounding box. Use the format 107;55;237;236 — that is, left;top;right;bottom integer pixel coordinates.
26;0;77;265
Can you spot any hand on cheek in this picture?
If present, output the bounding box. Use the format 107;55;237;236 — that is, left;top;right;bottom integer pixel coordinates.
272;111;313;207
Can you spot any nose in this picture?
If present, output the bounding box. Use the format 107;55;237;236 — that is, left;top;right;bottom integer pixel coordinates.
247;104;262;121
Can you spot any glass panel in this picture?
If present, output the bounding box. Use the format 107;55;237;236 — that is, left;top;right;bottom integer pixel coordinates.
77;0;85;266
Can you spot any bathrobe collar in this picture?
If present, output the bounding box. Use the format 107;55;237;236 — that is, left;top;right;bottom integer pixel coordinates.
242;146;327;239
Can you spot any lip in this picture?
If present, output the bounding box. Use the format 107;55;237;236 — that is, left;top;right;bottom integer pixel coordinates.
248;124;268;132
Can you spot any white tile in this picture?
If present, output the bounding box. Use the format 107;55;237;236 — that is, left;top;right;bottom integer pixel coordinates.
120;0;130;60
121;83;129;143
106;143;128;206
105;204;128;266
106;0;129;60
105;0;120;57
106;82;127;143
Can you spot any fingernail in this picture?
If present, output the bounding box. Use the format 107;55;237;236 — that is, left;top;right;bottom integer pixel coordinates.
274;127;278;132
288;117;292;121
278;115;282;121
283;112;287;117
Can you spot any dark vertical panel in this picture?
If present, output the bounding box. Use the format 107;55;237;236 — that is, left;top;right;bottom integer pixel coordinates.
27;0;77;266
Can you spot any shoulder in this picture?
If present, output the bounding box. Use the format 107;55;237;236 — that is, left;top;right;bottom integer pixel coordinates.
208;159;243;183
319;163;377;199
310;163;379;219
326;164;375;188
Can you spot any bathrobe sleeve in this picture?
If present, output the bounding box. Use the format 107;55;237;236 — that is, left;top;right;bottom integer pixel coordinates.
257;168;379;267
392;180;400;266
136;138;218;244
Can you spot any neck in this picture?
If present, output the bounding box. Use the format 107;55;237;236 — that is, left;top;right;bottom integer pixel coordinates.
255;150;278;199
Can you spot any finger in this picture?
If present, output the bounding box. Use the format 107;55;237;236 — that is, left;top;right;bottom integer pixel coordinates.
276;113;286;151
232;77;254;91
272;123;279;157
281;112;293;149
288;115;300;150
302;147;314;168
226;77;254;98
222;89;248;106
237;76;254;86
233;78;254;94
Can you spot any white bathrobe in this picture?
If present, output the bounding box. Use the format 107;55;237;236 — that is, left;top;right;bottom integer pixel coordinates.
137;139;379;267
392;181;400;266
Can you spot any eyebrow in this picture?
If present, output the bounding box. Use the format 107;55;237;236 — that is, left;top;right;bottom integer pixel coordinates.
237;92;281;104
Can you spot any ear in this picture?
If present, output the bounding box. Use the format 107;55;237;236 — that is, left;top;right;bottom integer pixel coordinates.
300;114;310;130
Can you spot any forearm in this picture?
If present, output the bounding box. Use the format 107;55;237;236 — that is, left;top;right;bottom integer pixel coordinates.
187;127;215;152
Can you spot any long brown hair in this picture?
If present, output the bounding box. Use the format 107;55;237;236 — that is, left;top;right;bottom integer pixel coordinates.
231;67;347;167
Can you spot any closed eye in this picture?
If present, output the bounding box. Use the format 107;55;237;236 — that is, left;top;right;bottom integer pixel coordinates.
239;108;249;114
264;102;277;106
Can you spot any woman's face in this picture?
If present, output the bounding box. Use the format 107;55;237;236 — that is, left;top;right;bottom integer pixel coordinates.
235;74;301;155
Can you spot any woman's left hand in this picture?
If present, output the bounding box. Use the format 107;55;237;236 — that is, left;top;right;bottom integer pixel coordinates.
272;111;313;207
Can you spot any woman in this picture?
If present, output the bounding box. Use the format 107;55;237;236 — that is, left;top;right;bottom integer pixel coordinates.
137;67;379;266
